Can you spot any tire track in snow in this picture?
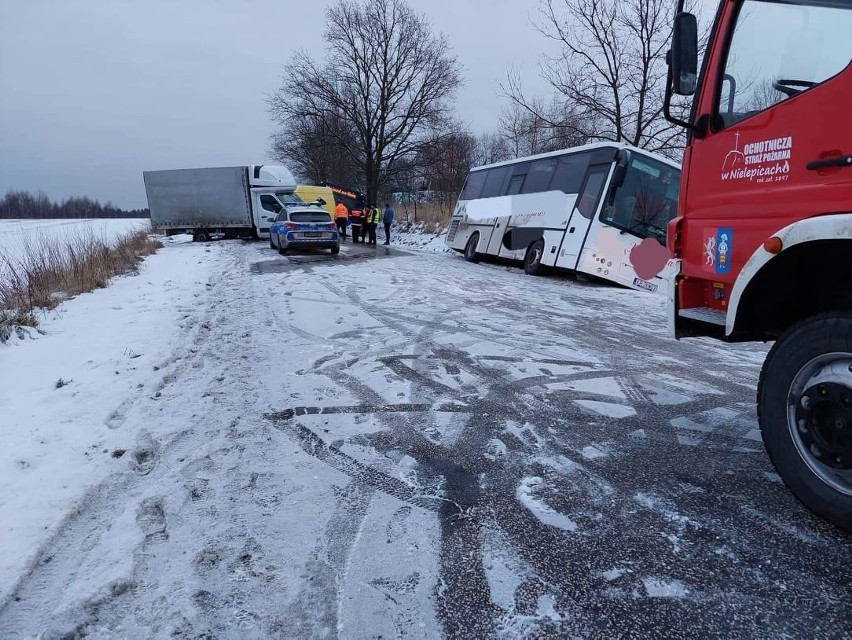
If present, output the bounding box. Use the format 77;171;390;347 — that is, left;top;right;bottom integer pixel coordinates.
280;252;851;636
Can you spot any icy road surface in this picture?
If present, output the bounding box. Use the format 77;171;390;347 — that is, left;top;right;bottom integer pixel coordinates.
1;237;850;638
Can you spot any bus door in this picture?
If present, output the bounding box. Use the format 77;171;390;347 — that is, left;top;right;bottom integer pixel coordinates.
487;164;527;256
554;162;611;270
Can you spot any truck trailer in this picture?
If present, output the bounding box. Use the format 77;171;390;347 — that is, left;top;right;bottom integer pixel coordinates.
664;0;852;532
143;164;297;242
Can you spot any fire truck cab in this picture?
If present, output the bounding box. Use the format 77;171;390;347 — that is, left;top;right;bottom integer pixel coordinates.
665;0;852;532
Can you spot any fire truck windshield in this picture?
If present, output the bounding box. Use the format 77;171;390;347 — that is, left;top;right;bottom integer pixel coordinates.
599;155;679;246
717;0;852;129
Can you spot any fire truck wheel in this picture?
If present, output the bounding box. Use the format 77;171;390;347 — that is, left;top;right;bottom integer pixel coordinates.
464;233;481;263
758;313;852;533
524;240;545;276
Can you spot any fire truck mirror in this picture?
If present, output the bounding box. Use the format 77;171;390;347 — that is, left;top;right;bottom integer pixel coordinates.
671;12;698;96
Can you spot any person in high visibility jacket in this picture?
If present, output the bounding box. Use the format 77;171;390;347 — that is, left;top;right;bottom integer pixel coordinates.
334;202;349;241
366;205;381;245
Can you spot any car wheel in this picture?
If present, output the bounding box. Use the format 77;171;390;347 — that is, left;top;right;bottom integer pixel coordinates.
524;239;545;276
758;313;852;532
464;233;480;263
331;245;340;255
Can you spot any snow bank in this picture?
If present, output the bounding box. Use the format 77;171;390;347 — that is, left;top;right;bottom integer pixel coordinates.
390;222;451;253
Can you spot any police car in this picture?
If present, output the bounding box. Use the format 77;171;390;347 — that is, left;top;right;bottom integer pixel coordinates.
269;203;340;255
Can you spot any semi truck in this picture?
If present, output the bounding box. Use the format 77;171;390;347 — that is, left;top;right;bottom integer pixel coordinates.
664;0;852;531
143;164;298;242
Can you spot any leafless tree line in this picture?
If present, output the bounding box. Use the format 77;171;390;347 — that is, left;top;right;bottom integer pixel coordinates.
268;0;700;217
0;190;149;220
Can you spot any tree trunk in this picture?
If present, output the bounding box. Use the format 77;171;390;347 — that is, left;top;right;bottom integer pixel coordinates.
365;160;378;207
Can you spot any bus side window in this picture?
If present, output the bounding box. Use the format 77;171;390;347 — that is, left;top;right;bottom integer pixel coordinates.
460;171;487;200
576;170;608;219
506;174;526;196
521;158;557;194
481;167;510;198
549;154;591;195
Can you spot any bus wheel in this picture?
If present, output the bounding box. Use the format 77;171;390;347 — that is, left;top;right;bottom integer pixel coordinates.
758;313;852;533
524;240;545;276
464;233;481;263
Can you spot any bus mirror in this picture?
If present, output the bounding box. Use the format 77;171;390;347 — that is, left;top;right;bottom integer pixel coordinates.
671;12;698;96
612;148;631;187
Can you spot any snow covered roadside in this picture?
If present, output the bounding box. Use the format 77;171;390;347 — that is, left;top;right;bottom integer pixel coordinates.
0;235;211;606
389;222;451;253
0;237;445;638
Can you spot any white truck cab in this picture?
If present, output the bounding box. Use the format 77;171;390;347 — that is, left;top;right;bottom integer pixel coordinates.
247;164;297;238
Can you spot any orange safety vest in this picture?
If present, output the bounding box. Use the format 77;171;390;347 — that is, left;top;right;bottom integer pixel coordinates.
335;202;349;219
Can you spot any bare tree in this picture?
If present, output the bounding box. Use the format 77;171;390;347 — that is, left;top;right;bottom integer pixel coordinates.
267;0;463;205
499;98;587;158
416;129;477;215
269;108;361;188
502;0;700;158
474;131;512;167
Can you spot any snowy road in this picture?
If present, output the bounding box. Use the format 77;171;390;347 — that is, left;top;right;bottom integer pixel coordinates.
1;237;850;638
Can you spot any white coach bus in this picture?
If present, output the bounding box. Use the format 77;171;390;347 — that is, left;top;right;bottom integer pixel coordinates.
445;142;680;293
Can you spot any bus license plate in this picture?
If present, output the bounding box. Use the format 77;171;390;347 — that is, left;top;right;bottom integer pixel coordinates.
633;277;658;293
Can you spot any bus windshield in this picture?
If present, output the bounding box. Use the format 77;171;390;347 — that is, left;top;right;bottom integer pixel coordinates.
600;155;679;245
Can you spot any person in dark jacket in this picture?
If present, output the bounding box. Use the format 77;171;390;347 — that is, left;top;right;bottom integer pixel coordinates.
383;203;395;245
350;207;365;243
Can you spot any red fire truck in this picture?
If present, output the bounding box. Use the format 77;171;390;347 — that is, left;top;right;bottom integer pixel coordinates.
664;0;852;532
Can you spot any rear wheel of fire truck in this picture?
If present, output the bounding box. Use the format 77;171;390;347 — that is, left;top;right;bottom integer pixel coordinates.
464;233;480;263
758;314;852;532
524;240;545;276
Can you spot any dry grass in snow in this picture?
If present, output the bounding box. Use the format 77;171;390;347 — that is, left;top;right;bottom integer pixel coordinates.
0;229;160;340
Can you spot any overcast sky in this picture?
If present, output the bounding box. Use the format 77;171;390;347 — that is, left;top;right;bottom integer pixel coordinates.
0;0;561;210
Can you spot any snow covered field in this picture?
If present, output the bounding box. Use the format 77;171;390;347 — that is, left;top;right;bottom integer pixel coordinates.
0;235;848;638
0;219;152;274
